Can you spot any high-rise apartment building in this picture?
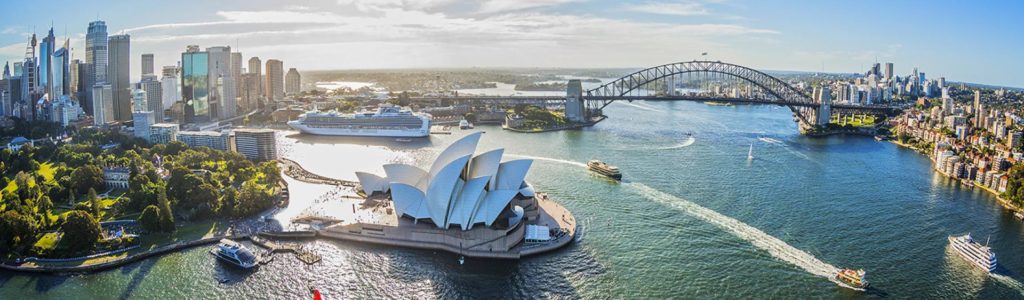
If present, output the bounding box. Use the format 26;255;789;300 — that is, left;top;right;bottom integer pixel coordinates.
285;68;300;95
234;128;277;161
884;63;893;82
141;53;154;76
240;73;261;111
141;75;163;121
264;59;284;103
207;46;236;119
160;65;179;111
108;34;131;121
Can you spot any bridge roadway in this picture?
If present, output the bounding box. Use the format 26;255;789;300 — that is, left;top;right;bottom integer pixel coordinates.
410;95;899;112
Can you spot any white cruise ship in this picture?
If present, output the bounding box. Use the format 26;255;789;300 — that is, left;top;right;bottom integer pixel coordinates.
288;106;432;137
948;233;997;272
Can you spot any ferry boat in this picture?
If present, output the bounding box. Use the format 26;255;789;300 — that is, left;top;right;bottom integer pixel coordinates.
948;233;997;272
210;239;259;269
459;119;474;129
288;105;431;137
587;160;622;180
834;268;869;290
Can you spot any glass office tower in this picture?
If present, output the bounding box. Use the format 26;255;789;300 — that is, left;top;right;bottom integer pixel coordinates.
181;47;209;123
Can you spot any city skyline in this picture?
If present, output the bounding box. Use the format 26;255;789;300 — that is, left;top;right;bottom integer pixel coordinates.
1;0;1023;88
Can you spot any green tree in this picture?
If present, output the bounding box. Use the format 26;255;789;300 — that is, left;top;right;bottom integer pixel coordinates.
138;205;162;232
0;210;39;254
87;188;102;219
36;195;53;228
157;188;175;231
60;210;101;254
70;165;104;194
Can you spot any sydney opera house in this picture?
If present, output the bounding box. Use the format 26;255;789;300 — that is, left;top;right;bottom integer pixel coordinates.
319;132;577;258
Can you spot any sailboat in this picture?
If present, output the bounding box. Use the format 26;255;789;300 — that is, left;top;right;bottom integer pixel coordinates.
747;143;754;160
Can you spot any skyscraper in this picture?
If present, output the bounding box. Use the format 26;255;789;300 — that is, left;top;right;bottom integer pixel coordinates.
108;34;131;121
52;45;69;98
181;45;210;123
206;46;236;119
884;63;893;82
141;53;154;77
285;68;301;95
70;59;80;100
160;65;179;111
264;59;284;103
974;90;982;125
231;52;242;97
85;20;108;116
141;75;163;122
240;73;260;111
39;28;58;97
248;56;262;106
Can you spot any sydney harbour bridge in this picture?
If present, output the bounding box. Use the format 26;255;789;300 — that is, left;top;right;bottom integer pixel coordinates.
413;61;901;132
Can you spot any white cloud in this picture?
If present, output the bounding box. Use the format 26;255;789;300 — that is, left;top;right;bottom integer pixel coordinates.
627;1;710;16
477;0;579;14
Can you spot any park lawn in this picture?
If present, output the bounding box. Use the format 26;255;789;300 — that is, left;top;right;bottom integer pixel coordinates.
1;162;57;194
32;232;61;252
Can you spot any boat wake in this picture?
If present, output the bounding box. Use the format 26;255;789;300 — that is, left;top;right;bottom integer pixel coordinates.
629;183;839;279
991;274;1024;296
659;136;696;150
757;137;784;145
505;154;588;168
616;101;662;112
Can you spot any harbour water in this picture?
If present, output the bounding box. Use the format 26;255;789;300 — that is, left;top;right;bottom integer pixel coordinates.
4;101;1024;298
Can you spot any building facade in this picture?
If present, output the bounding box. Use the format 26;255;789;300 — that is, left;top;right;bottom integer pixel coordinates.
108;34;131;121
285;68;301;95
264;59;284;103
234;129;277;161
150;123;180;144
177;130;230;151
181;46;210;123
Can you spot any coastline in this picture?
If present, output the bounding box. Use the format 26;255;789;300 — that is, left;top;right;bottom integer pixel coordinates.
888;139;1022;213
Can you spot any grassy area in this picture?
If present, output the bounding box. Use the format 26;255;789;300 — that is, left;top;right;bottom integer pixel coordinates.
831;115;878;128
32;232;61;252
2;162;57;194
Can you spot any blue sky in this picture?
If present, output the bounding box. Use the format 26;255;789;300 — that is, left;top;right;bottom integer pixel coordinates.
1;0;1022;87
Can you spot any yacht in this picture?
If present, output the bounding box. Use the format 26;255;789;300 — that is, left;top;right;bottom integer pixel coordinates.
288;105;431;137
211;239;259;269
588;160;622;180
834;268;869;290
948;233;997;272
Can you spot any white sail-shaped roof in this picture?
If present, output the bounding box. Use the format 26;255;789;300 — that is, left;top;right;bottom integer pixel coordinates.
469;149;503;191
428;132;481;178
383;164;429;190
495;160;533;190
471;190;519;228
391;183;430;219
352;132;533;230
425;154;471;228
355;172;388;195
448;176;489;230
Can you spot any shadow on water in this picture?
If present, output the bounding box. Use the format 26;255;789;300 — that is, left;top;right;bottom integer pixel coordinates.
118;256;159;299
30;273;69;293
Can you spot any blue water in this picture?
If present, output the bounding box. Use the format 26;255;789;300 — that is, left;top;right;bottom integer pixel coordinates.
3;100;1024;298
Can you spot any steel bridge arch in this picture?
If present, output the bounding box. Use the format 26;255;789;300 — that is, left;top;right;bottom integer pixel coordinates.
584;60;817;126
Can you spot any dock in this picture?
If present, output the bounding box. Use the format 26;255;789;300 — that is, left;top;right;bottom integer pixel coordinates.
251;235;322;265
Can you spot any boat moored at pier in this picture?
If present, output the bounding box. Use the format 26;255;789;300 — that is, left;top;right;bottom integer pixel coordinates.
210;239;258;269
288;105;431;137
